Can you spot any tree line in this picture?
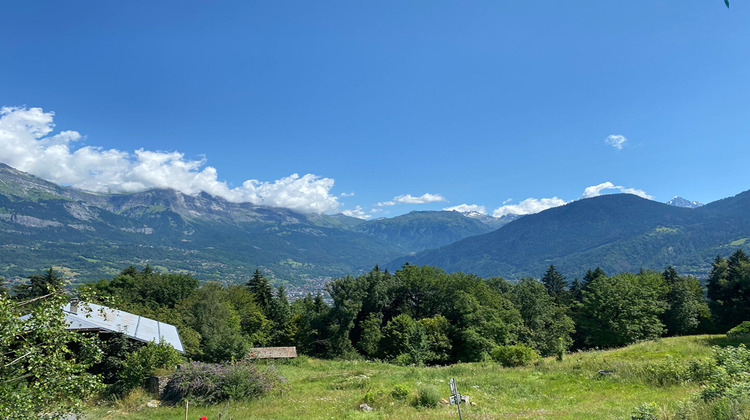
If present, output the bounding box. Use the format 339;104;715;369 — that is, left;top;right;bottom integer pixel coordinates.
21;249;740;364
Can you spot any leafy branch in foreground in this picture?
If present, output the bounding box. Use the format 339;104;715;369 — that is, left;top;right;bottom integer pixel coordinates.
0;283;103;419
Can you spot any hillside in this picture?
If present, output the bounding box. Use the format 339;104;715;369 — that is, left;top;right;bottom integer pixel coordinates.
354;210;495;252
86;335;748;419
390;192;750;279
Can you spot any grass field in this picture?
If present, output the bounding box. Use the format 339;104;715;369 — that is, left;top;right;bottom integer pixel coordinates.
85;335;749;419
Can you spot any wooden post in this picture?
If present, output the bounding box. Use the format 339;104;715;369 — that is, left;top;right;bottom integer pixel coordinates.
184;399;189;420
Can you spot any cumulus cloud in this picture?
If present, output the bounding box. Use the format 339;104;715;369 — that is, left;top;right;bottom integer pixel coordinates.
0;106;340;213
492;197;567;218
377;193;447;207
341;205;373;220
581;182;653;200
443;204;487;214
605;134;627;150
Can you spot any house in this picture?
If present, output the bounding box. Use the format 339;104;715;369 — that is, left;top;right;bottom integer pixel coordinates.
60;300;184;353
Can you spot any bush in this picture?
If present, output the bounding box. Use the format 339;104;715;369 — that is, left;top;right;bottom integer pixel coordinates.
491;344;539;367
391;384;411;401
413;384;441;408
630;402;658;420
115;341;183;396
727;321;750;338
163;361;282;404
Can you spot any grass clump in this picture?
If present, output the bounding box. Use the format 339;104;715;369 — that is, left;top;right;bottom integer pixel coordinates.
114;387;152;413
413;383;441;408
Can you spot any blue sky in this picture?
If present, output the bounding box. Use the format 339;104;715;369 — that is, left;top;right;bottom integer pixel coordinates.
1;1;748;218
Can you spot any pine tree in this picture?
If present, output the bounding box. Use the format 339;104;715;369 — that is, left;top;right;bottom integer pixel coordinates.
246;269;273;312
541;265;569;305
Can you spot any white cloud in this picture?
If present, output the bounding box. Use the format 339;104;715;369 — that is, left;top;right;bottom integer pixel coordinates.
0;106;340;213
376;192;447;207
605;134;627;150
443;204;487;214
492;197;567;218
581;182;653;200
341;205;372;220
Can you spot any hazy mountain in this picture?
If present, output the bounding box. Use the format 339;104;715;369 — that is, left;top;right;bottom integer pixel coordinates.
388;191;750;280
353;211;495;253
667;196;704;209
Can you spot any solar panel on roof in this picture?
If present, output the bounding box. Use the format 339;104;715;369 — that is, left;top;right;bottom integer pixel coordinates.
62;302;184;353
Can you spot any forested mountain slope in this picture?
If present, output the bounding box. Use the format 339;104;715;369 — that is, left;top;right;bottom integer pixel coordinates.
390;192;750;279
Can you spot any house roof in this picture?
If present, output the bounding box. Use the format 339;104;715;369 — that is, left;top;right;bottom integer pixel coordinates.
62;302;184;353
248;346;297;359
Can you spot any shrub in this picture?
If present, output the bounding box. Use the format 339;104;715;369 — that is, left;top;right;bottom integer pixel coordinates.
163;361;283;404
115;341;183;396
413;384;441;408
391;384;411;401
727;321;750;338
630;402;658;420
491;344;539;367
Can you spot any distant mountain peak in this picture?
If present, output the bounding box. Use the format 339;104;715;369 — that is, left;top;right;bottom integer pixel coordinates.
667;196;703;209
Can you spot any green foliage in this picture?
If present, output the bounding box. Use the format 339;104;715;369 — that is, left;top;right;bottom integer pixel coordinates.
727;321;750;338
115;341;183;396
578;272;667;348
390;384;411;401
630;402;658;420
491;344;540;367
708;251;750;331
663;268;710;336
178;282;248;362
413;383;441;408
0;288;103;418
246;269;273;311
511;278;575;356
381;314;429;365
12;267;64;300
699;344;750;402
541;265;570;305
357;313;383;357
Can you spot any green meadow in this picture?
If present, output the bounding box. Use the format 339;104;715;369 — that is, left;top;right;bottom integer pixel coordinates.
87;335;749;419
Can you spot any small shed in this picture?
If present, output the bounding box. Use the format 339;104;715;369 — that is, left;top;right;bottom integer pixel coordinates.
248;346;298;359
61;301;184;353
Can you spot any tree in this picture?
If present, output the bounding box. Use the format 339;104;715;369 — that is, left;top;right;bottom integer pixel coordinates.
707;251;750;331
0;289;102;418
226;285;271;346
511;278;575;356
578;272;667;348
541;265;570;305
381;314;429;365
357;313;383;357
268;286;295;345
178;282;248;362
246;269;274;313
12;267;64;300
662;267;709;336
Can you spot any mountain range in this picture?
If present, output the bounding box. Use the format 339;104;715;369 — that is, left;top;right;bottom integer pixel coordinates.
388;191;750;280
0;163;499;284
0;162;747;285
